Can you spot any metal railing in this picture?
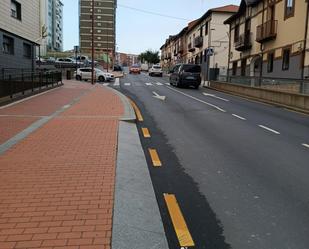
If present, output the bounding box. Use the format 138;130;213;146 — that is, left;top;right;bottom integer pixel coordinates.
256;20;278;43
0;69;62;99
235;32;252;51
221;75;309;95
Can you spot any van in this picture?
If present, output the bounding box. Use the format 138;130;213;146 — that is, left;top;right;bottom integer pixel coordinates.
169;64;201;89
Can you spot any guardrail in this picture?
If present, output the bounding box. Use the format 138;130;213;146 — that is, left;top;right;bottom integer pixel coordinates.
0;70;62;99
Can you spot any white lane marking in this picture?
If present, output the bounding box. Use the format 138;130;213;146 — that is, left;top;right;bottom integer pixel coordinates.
156;82;163;86
258;125;280;135
114;78;120;86
166;86;226;112
302;143;309;149
165;83;171;85
152;91;166;101
124;83;131;86
145;83;153;86
203;92;229;102
103;83;109;86
232;114;246;120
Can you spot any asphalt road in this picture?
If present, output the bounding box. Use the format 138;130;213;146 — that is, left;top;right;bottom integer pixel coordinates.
107;72;309;249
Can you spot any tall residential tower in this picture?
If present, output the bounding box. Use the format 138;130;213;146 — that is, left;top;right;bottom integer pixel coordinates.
39;0;63;55
79;0;116;63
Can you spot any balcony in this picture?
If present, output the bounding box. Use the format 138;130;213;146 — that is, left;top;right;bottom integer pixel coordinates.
188;43;195;52
178;43;184;54
235;32;252;51
256;20;278;43
194;36;203;48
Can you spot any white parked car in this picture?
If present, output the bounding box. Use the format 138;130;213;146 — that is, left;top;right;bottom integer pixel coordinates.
74;68;114;82
149;65;163;77
56;58;83;65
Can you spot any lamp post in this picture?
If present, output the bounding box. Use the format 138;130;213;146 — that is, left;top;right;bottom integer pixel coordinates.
91;0;95;85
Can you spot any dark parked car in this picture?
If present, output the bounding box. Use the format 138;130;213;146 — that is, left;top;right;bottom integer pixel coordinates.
169;64;201;89
113;65;123;71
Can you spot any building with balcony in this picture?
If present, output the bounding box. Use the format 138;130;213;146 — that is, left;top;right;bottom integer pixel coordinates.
225;0;309;80
79;0;117;66
0;0;40;70
186;5;238;80
39;0;63;55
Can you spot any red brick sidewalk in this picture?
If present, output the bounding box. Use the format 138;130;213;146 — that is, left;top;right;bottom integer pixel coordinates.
0;81;124;249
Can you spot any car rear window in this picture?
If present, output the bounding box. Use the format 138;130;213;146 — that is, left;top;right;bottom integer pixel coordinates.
182;65;201;73
153;66;161;69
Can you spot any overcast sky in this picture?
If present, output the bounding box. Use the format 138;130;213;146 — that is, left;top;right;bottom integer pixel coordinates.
63;0;239;54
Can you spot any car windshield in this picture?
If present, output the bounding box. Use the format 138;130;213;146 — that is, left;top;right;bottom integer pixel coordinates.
182;65;201;73
131;65;140;68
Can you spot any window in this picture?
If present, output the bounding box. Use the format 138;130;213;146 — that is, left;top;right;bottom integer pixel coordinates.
234;24;239;43
232;62;237;75
282;48;290;70
285;0;295;19
241;59;247;76
205;22;208;36
267;52;274;73
23;43;31;58
199;26;203;37
11;0;21;20
3;35;14;54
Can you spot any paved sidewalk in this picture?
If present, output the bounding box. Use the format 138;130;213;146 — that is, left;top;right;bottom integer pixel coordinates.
0;81;123;249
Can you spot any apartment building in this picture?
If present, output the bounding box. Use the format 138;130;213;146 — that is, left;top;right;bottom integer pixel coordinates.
0;0;40;70
186;5;238;80
39;0;63;55
160;5;238;80
79;0;116;63
225;0;309;81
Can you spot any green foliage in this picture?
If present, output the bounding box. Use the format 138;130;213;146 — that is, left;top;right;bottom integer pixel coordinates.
139;50;160;64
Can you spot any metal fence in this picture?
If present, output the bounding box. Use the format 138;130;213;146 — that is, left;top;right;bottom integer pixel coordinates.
217;75;309;95
0;69;62;99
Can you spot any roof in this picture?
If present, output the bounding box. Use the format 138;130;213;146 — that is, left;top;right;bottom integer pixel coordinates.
224;0;260;24
187;4;239;32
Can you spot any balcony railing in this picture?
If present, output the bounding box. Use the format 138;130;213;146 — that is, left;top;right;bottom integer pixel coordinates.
235;32;252;51
256;20;278;43
188;43;195;52
194;36;203;48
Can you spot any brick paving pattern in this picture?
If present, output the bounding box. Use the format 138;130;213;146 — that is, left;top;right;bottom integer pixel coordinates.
0;81;124;249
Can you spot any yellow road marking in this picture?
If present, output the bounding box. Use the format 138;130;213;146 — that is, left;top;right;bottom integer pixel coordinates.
142;128;151;138
163;194;195;247
148;149;162;167
129;99;144;122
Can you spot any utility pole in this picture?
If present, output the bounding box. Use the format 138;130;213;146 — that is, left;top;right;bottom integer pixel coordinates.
107;22;109;72
91;0;95;85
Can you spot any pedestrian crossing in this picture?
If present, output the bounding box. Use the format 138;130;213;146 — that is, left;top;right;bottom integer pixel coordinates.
101;81;170;87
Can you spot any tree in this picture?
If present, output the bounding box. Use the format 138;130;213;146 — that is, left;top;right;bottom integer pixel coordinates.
139;50;160;64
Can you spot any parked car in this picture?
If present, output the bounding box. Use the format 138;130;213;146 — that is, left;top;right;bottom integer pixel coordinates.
113;65;123;71
74;68;114;82
129;65;141;74
169;64;201;89
149;65;163;77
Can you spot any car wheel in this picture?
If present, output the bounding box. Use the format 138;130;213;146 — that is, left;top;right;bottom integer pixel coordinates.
98;76;105;82
76;75;81;81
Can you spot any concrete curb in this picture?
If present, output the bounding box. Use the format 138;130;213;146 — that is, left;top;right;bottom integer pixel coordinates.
112;121;169;249
204;85;309;115
107;87;136;121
